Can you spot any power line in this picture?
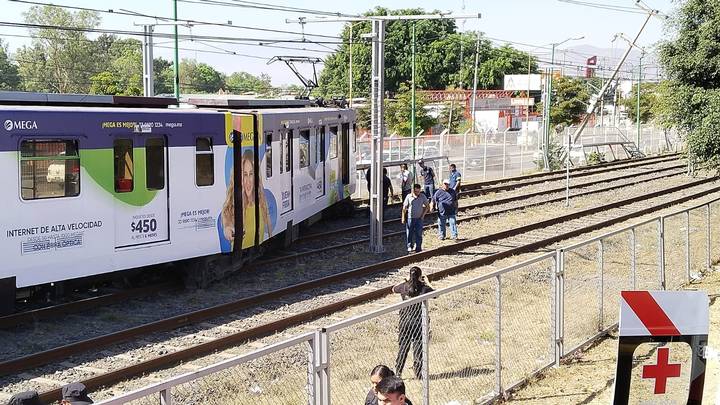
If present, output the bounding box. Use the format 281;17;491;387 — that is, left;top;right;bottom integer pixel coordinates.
0;20;344;45
177;0;358;18
8;0;342;40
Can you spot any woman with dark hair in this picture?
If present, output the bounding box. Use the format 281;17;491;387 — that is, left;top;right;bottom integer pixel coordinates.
392;267;434;379
364;365;395;405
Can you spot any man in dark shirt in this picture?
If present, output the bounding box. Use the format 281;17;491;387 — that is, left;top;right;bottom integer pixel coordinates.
366;168;395;212
417;159;435;199
432;179;458;240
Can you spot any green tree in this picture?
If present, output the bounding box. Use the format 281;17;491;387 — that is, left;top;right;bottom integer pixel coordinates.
0;39;20;90
180;59;225;93
619;82;660;124
658;0;720;169
226;71;275;95
89;71;121;95
437;100;467;133
317;8;536;98
16;5;100;93
539;76;590;127
153;58;174;95
384;84;435;136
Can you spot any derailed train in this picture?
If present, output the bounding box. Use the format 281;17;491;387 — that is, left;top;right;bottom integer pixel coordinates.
0;93;356;312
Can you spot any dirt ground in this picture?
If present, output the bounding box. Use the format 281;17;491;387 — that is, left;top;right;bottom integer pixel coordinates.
504;267;720;404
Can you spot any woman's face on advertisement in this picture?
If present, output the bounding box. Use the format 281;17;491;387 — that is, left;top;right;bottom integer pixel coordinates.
242;159;254;200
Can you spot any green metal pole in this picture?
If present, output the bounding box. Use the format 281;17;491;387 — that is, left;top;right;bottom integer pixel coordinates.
173;0;180;99
636;53;642;147
411;23;417;179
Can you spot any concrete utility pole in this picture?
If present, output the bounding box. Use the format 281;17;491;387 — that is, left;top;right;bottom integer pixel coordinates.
636;51;644;146
293;13;480;255
470;32;481;134
173;0;180;99
141;25;155;97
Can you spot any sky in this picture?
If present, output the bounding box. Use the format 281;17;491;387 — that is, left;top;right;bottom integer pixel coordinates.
0;0;676;86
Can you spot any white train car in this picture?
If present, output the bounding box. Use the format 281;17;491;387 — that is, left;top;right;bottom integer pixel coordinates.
0;93;356;314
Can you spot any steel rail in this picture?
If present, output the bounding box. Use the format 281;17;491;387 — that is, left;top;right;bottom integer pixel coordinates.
34;177;720;403
4;175;713;390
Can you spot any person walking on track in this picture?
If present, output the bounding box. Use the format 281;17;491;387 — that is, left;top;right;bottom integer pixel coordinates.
448;163;462;192
397;163;413;202
417;159;436;199
432;179;458;240
392;266;434;379
401;184;429;253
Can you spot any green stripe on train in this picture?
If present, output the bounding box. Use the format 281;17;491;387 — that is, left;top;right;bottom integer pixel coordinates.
80;148;158;206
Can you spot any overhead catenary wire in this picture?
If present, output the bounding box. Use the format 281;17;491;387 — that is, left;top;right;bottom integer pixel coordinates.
8;0;342;40
177;0;358;18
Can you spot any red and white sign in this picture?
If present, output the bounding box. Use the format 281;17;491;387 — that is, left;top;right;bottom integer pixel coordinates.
613;290;709;405
619;291;709;337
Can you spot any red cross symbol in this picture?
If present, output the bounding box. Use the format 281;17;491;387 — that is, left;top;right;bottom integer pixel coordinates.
642;347;681;394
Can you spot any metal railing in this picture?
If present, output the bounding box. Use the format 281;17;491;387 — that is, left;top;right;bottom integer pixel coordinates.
96;193;719;405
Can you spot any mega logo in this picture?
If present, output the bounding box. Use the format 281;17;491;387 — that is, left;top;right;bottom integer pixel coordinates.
4;120;38;131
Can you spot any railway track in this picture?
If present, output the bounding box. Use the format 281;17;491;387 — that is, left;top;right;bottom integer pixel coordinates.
256;161;688;263
1;171;715;403
352;153;679;208
0;155;680;329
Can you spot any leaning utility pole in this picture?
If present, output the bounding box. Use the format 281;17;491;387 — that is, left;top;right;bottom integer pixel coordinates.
411;23;417;180
571;3;661;144
291;13;481;255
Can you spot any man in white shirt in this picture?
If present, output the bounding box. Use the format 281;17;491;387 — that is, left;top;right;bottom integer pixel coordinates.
397;163;414;202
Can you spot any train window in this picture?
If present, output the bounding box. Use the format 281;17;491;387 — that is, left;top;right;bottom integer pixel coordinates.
145;137;165;190
19;139;80;200
299;129;310;168
195;137;214;187
265;132;273;178
329;126;338;159
318;126;325;163
279;131;285;174
114;139;134;193
284;130;292;173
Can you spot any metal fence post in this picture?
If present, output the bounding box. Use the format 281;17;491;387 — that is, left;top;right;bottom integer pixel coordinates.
483;130;488;181
598;240;604;331
463;129;468;175
630;228;637;289
160;390;171;405
686;210;691;283
421;299;430;405
553;249;564;365
707;203;712;271
315;329;330;405
308;332;319;405
659;217;666;290
495;275;502;397
502;129;507;178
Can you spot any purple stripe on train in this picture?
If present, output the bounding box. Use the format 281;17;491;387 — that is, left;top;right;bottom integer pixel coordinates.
0;108;227;152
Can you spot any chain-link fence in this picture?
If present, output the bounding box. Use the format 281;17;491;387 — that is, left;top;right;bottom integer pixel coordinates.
96;195;719;405
353;124;683;200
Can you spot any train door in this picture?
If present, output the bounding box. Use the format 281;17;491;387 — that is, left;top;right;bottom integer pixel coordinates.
279;128;293;214
341;123;350;185
112;135;169;248
315;125;326;198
